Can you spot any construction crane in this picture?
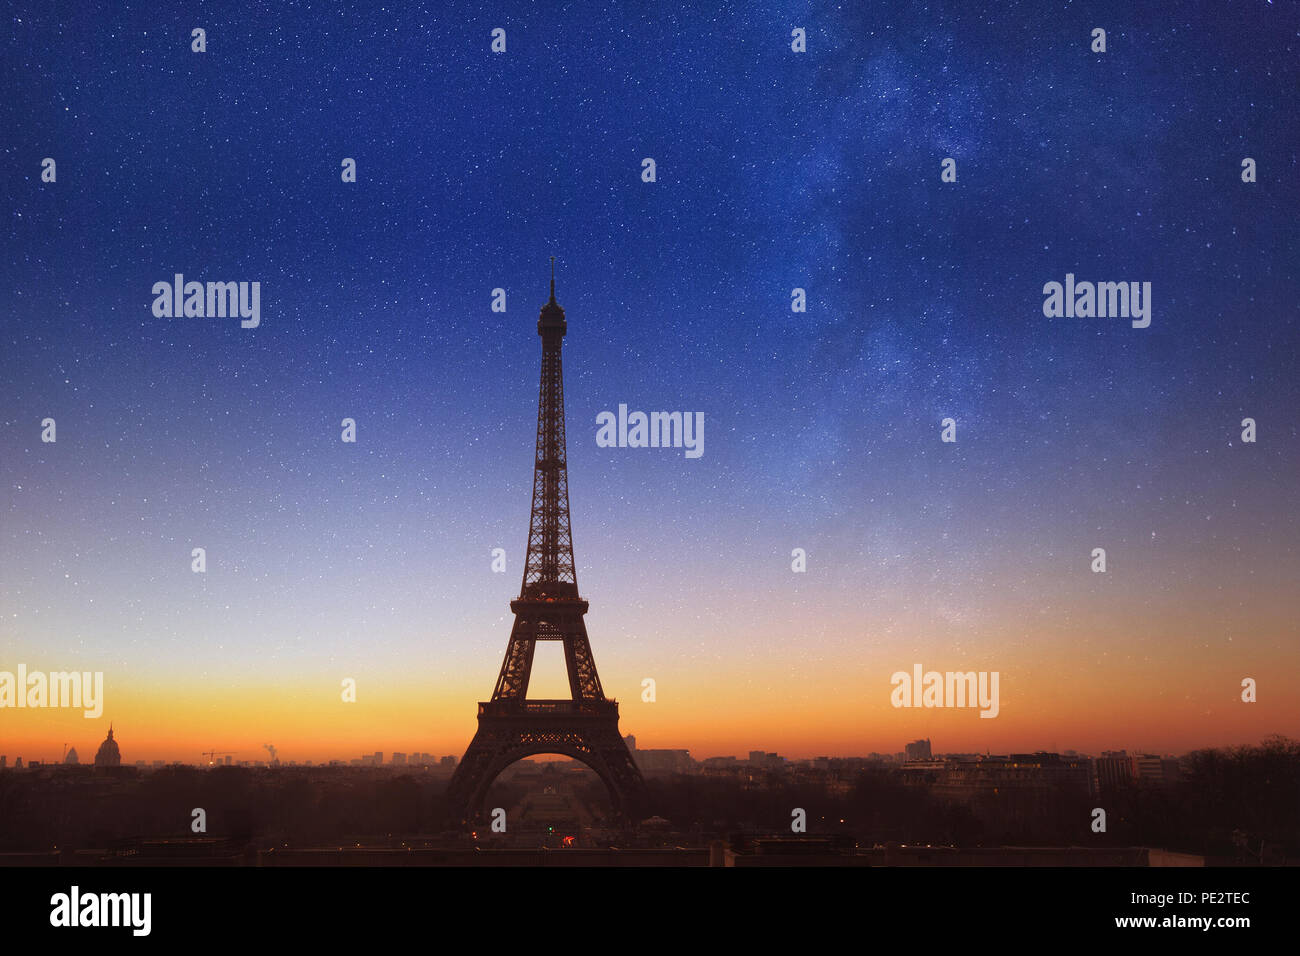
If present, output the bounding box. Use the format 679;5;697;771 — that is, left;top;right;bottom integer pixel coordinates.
201;750;236;767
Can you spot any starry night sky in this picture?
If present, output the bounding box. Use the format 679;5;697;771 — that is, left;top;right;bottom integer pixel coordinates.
2;1;1298;763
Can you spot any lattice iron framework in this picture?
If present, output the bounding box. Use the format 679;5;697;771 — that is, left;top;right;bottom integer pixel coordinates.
446;262;644;824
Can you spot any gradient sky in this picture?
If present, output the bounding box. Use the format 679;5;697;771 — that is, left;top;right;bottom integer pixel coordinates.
2;1;1298;766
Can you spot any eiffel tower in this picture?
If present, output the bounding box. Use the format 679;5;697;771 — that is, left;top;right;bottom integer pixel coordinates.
446;261;645;825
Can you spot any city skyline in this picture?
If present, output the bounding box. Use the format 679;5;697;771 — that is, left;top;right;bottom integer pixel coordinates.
0;719;1278;769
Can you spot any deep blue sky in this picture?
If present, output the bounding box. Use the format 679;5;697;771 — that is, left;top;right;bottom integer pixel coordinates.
2;1;1298;760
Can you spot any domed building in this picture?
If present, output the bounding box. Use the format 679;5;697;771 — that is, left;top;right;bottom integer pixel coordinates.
94;725;121;767
65;747;79;764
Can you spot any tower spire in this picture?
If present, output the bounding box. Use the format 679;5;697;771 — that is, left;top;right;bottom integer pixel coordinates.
549;256;556;304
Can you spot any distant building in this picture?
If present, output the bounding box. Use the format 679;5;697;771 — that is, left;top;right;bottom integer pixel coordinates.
746;751;787;770
439;755;456;769
700;756;740;771
905;738;932;762
1095;751;1133;792
0;756;6;769
14;758;23;770
391;752;407;766
65;747;79;765
624;734;637;751
632;749;694;776
901;752;1094;833
1133;754;1181;787
94;725;122;767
